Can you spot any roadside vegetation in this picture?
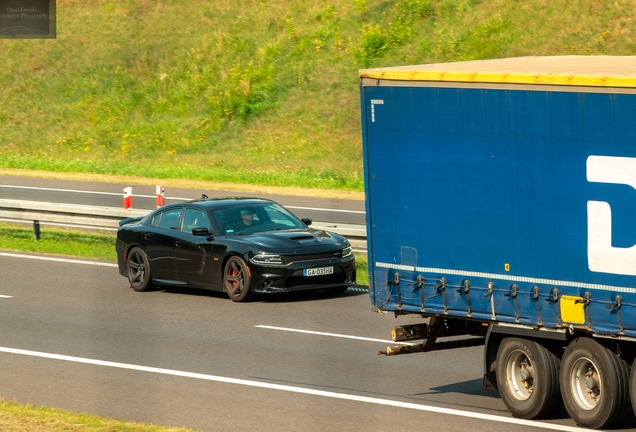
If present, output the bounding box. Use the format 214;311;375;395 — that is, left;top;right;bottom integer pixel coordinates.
0;399;195;432
2;0;636;192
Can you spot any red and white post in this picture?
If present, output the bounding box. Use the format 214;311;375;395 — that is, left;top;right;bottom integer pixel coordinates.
156;186;165;208
123;187;133;210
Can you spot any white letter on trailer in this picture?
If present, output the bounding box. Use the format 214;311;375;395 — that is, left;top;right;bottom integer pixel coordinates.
370;99;384;123
587;155;636;275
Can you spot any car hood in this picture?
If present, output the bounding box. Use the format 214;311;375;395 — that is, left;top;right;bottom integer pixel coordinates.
236;228;348;253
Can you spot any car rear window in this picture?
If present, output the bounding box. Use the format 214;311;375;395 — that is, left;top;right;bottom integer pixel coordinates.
151;208;183;230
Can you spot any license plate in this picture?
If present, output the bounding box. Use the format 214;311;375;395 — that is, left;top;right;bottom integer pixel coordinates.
304;266;334;277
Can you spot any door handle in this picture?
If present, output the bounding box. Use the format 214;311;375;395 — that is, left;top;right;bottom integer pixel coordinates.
175;240;182;248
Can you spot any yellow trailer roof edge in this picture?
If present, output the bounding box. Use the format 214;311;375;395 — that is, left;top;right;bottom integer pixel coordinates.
358;69;636;88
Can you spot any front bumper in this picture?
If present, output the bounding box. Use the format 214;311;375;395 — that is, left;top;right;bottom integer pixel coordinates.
249;255;356;294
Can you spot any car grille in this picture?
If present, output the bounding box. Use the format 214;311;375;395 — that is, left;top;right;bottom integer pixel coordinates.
281;251;340;264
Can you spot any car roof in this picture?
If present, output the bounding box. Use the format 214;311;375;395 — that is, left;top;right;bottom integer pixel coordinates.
161;197;276;210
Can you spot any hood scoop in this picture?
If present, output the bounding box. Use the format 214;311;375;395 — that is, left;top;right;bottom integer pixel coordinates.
290;234;315;241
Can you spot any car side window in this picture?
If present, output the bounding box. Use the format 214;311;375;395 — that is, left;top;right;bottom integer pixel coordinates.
181;208;211;232
154;208;183;230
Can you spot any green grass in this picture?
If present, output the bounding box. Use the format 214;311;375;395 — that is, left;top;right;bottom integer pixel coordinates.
0;399;196;432
4;0;636;191
0;223;116;261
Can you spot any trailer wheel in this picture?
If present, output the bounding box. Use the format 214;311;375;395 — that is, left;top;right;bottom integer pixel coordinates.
496;337;562;419
629;358;636;421
560;337;631;429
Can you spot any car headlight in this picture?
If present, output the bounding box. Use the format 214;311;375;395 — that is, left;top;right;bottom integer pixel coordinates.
341;246;353;258
251;253;283;265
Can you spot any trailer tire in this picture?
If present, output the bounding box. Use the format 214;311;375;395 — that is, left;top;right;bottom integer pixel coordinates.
560;337;631;429
629;358;636;422
496;337;562;419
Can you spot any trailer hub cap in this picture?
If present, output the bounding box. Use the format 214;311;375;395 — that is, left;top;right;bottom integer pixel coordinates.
570;358;601;409
506;350;534;400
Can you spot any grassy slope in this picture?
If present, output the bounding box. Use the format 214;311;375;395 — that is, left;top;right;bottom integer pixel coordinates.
2;0;636;192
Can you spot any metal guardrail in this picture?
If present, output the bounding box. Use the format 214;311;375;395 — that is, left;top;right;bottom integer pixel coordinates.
0;199;367;240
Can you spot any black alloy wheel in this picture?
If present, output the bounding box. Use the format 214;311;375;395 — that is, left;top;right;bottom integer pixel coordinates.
126;247;155;292
224;256;253;302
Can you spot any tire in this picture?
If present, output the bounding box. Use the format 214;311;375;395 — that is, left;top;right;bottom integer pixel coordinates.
224;256;253;302
126;247;155;292
629;358;636;421
496;337;563;419
560;337;631;429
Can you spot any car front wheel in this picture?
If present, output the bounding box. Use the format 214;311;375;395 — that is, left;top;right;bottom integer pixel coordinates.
224;256;253;302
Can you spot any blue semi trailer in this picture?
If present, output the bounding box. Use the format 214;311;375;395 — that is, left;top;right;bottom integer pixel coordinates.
359;56;636;429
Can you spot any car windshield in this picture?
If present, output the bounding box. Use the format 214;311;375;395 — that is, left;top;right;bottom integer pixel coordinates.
211;202;306;235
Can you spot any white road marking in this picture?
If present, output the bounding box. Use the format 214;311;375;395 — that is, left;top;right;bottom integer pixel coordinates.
0;185;365;214
0;184;137;197
0;252;118;267
0;295;12;298
0;345;586;432
256;325;413;345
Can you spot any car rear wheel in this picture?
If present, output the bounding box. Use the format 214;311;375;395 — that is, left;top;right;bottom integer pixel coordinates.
224;256;253;302
126;247;155;292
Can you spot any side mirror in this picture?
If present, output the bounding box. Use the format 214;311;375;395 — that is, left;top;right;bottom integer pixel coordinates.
301;217;312;226
192;227;214;240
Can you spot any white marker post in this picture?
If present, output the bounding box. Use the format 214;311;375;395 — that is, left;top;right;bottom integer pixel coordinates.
123;187;133;210
156;186;165;208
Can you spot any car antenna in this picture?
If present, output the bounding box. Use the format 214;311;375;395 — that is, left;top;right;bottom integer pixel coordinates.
201;194;209;199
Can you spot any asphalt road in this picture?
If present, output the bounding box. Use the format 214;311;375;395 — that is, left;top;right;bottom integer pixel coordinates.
0;251;609;432
0;176;366;226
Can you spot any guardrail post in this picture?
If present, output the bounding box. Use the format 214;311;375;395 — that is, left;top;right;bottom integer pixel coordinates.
33;220;40;241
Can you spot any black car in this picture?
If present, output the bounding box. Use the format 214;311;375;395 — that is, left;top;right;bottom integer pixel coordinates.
116;197;356;301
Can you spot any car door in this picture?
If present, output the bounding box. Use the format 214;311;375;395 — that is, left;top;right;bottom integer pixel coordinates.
142;207;183;282
174;208;217;286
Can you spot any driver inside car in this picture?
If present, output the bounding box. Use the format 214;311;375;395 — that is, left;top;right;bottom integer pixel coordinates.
239;209;255;228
